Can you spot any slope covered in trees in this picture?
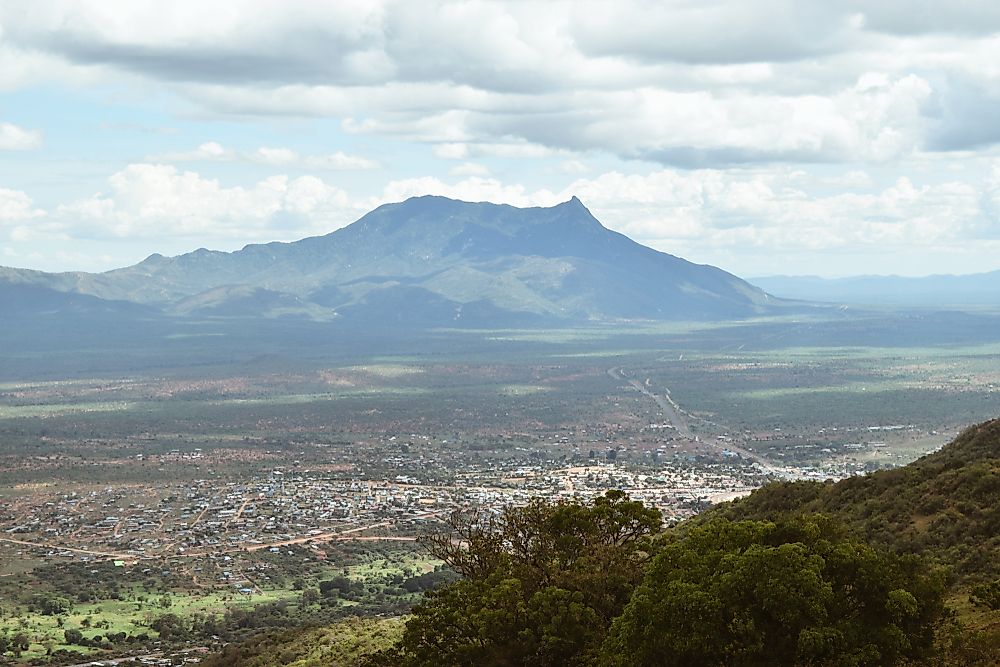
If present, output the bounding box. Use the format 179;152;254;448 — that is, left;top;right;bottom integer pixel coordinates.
372;509;947;667
602;516;945;666
714;419;1000;581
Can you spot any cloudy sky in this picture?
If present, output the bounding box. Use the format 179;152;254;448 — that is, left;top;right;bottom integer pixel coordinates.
2;0;1000;277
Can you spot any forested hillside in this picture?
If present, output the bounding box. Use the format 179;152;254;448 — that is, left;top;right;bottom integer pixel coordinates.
715;419;1000;581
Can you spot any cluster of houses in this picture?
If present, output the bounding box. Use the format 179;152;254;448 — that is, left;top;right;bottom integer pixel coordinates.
2;420;936;571
3;450;780;566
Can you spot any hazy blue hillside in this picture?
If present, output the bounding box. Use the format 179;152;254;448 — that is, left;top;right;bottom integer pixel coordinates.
0;280;157;321
751;272;1000;306
1;196;778;325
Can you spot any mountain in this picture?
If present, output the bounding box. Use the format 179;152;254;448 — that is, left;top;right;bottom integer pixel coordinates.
1;196;778;326
0;280;147;318
751;272;1000;307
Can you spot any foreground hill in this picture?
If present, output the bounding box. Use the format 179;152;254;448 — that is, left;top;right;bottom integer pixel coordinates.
2;196;778;325
715;418;1000;581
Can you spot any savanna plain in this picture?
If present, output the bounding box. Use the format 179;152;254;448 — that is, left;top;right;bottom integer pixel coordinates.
1;309;998;665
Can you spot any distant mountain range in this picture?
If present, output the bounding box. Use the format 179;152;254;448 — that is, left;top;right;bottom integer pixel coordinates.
751;272;1000;307
1;196;779;327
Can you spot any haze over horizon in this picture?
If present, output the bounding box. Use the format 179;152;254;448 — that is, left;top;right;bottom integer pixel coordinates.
3;1;1000;279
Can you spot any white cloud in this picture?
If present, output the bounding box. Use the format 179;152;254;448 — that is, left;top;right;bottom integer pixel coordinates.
0;188;62;245
449;162;490;177
0;122;42;150
431;140;561;161
6;2;1000;165
302;151;379;170
570;0;855;65
150;142;379;169
0;41;108;92
369;165;1000;261
55;163;364;241
30;160;997;259
152;141;235;162
255;147;298;165
433;143;468;159
0;188;45;222
824;170;873;188
381;176;560;209
3;2;1000;276
560;160;590;174
559;168;990;255
4;156;1000;276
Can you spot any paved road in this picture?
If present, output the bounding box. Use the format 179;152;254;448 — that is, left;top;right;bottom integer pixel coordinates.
608;367;692;438
608;366;787;477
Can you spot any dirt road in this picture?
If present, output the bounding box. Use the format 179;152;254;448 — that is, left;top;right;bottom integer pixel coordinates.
0;536;136;561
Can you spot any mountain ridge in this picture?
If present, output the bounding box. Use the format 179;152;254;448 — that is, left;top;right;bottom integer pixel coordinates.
751;271;1000;306
2;195;778;325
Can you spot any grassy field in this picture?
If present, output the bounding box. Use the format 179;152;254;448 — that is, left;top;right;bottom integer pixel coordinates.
0;545;437;662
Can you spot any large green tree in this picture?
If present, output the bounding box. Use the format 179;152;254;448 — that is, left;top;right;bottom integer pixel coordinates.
600;516;947;666
390;491;662;666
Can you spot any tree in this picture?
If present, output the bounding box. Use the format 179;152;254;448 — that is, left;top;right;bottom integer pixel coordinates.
150;613;188;640
970;580;1000;611
30;594;72;616
600;516;947;667
11;632;28;656
64;628;84;645
391;491;662;666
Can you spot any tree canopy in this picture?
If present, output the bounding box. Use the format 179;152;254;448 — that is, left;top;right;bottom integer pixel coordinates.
387;490;662;666
374;497;948;667
601;515;946;666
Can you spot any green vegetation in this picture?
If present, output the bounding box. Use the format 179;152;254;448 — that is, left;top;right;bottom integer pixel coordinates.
201;617;404;667
0;544;440;663
603;516;945;666
209;421;998;666
1;315;999;665
714;419;1000;580
365;499;948;667
387;491;661;666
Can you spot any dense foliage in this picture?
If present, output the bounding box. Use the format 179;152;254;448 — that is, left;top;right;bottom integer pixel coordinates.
368;495;949;667
601;516;946;666
385;490;662;666
715;419;1000;580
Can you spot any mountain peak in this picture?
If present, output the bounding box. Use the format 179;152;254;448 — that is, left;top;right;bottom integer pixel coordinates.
555;195;598;223
551;194;588;214
8;196;775;324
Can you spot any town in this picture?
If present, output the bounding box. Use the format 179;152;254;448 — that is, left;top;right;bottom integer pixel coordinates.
1;423;917;575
